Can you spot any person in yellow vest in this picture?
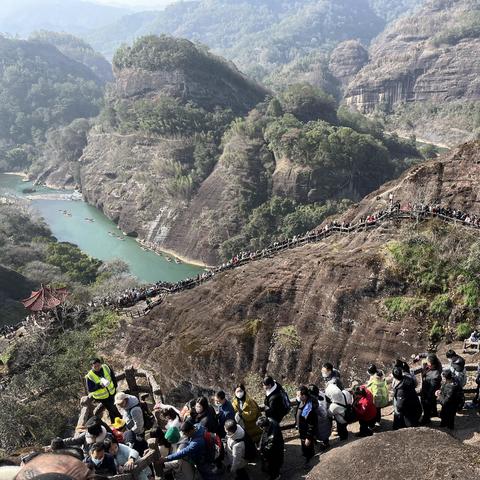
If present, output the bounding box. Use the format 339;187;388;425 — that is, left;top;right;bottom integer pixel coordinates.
85;357;120;422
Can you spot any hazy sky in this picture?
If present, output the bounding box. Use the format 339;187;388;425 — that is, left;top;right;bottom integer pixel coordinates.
92;0;179;8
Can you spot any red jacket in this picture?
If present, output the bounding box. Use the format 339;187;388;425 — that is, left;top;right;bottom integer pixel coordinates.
354;386;377;422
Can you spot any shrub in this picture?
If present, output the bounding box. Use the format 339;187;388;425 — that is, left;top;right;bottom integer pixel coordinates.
277;325;301;349
457;281;480;309
384;296;427;319
456;322;473;341
428;294;452;319
429;322;444;343
244;318;262;337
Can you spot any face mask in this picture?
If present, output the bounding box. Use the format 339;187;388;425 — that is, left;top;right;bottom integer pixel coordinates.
91;457;102;466
296;395;301;403
195;405;203;414
235;391;245;399
322;374;329;380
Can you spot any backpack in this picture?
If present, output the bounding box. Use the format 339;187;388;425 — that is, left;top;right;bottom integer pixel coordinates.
203;431;223;463
137;401;155;430
341;392;356;424
452;369;467;388
279;387;291;416
233;432;257;461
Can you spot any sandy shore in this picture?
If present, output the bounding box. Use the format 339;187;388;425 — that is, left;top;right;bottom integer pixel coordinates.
3;171;29;179
139;242;211;269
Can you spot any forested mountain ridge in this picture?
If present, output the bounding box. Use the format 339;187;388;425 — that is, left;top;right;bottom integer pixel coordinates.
29;31;113;83
0;36;104;173
87;0;421;81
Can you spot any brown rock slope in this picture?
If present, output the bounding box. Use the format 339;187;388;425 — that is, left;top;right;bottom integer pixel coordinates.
345;0;480;146
307;428;480;480
108;141;480;397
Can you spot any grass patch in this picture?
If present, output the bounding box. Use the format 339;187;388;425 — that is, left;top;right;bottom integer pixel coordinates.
383;296;427;320
244;318;262;337
276;325;301;349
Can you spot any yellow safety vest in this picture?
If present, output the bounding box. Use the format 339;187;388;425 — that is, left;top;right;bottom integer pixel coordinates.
86;364;116;400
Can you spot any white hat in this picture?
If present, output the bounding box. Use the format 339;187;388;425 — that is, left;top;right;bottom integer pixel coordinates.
114;392;128;405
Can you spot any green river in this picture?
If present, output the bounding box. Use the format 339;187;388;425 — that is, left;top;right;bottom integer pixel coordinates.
0;174;203;283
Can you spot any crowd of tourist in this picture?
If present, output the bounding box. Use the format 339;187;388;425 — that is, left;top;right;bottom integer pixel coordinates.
99;200;480;314
3;349;477;480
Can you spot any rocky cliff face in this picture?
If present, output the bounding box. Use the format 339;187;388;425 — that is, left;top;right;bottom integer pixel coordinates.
308;428;480;480
105;140;480;396
344;0;480;146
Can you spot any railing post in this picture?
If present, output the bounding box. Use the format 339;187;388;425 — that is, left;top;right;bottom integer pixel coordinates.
125;366;139;394
147;438;163;479
77;396;94;431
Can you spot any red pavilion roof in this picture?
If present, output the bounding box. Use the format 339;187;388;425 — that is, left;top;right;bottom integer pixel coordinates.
21;285;69;312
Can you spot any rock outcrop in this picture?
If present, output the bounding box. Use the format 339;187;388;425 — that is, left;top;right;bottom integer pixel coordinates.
107;141;480;396
345;0;480;146
308;428;480;480
328;40;369;91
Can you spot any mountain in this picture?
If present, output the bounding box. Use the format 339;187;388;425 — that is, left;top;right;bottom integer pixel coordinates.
67;35;421;266
105;140;480;395
0;36;104;172
29;31;113;83
344;0;480;147
0;0;129;36
87;0;388;79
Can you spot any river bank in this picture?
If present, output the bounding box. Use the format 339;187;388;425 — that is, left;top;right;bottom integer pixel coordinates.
0;174;203;283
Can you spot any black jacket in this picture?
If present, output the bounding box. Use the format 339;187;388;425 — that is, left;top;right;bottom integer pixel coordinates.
195;405;219;434
85;453;117;476
394;376;422;421
421;367;442;406
259;419;284;461
264;384;288;423
295;398;318;440
439;381;462;408
450;355;465;372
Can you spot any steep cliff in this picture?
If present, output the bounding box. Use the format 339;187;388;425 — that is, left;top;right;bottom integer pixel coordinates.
345;0;480;146
106;141;480;396
328;40;369;91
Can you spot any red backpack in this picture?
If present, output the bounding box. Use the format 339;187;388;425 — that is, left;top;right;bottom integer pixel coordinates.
203;430;223;462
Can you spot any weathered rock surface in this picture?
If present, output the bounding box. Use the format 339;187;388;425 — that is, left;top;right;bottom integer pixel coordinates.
329;40;369;91
345;0;480;146
342;140;480;223
107;141;480;396
308;427;480;480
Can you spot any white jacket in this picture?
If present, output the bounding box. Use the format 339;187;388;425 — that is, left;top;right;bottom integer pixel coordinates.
226;425;248;472
326;384;352;425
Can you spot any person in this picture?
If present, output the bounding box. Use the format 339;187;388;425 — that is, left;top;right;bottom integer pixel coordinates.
85;442;117;476
446;350;467;387
263;376;290;423
63;416;110;455
160;420;219;480
224;419;250;480
194;396;220;434
392;367;422;430
114;392;145;436
438;370;463;429
50;437;84;461
215;390;235;438
162;426;197;480
14;453;94;480
395;359;418;387
232;384;262;443
257;416;284;480
366;365;389;426
352;385;377;437
321;363;344;390
104;436;149;480
162;407;182;431
307;385;331;449
325;383;351;440
295;386;318;465
420;354;442;425
85;357;120;422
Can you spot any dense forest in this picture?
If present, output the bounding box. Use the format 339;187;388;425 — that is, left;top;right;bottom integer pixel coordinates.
0;36;104;172
88;0;422;80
